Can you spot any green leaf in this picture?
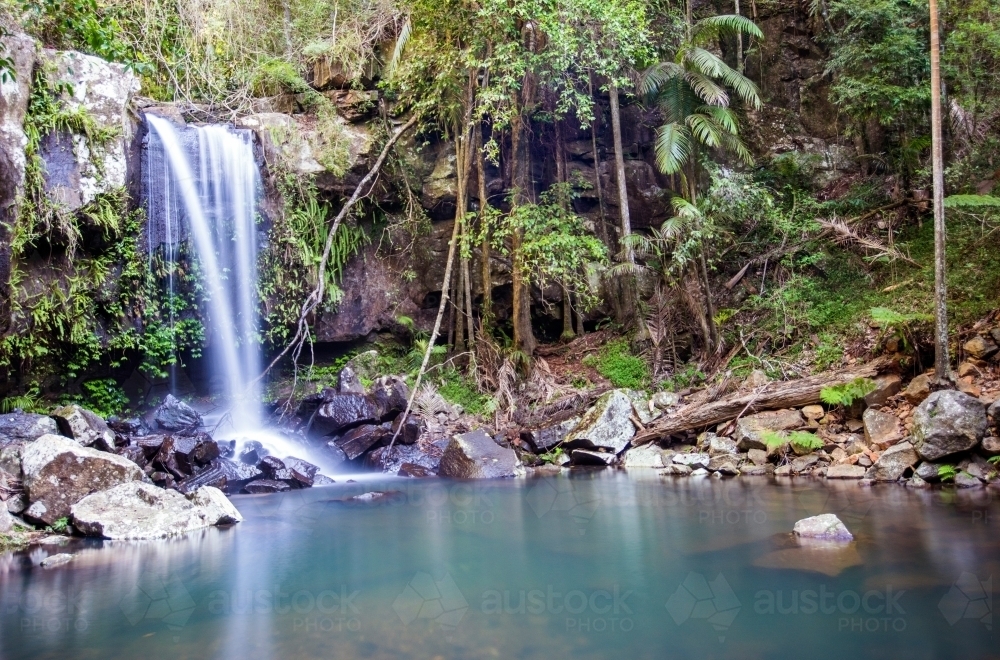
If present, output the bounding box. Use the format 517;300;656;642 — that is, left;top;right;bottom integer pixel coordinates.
654;123;691;175
943;194;1000;208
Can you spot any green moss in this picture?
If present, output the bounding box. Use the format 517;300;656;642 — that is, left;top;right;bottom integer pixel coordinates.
583;339;649;390
437;370;494;417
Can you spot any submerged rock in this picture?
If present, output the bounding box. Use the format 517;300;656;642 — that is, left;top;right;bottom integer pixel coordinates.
21;434;144;526
154;394;203;431
71;482;242;539
564;390;635;454
0;412;59;448
438;429;520;479
912;390;988;461
793;514;853;541
40;553;74;568
243;479;291;494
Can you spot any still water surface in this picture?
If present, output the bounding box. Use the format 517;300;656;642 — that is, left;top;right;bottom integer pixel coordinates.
1;472;997;659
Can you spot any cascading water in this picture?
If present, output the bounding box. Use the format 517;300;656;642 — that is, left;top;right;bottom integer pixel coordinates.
145;114;262;431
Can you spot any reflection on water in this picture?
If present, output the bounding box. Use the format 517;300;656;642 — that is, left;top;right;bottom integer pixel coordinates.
1;473;997;659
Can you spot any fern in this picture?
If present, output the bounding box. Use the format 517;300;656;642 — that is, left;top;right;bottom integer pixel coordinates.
988;456;1000;466
760;430;788;451
820;378;877;407
869;307;932;327
938;464;958;482
762;430;822;454
1;387;47;414
943;194;1000;208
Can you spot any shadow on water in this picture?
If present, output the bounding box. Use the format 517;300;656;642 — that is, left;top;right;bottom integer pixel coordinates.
1;472;997;659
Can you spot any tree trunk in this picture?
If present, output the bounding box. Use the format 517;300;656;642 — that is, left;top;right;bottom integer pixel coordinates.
588;73;610;248
735;0;744;74
476;123;492;328
929;0;950;381
608;82;644;335
510;97;537;357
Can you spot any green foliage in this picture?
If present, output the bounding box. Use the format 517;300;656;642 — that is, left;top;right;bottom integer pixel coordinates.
47;517;70;533
761;430;823;454
74;378;128;417
820;378;877;407
437;369;495;417
658;362;705;392
0;24;15;83
943;195;1000;209
988;456;1000;467
538;446;566;465
583;339;649;389
938;464;958;483
0;387;47;413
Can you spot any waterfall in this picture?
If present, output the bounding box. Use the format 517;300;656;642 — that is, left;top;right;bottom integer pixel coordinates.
144;115;262;434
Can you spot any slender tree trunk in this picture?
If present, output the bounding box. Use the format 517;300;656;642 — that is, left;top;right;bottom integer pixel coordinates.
476;124;492;327
735;0;744;74
608;81;644;336
687;166;718;352
929;0;950;381
510;97;537;357
554;115;575;340
588;73;610;248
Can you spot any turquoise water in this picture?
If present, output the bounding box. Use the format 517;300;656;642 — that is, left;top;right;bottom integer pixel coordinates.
1;473;997;659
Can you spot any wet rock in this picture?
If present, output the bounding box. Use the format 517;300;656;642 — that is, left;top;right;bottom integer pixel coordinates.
912;390;988;461
366;439;445;475
438;429;520;478
337;365;365;394
915;461;942;482
398;463;433;478
313;474;336;486
40;553;74;568
50;404;115;448
867;441;918;482
153;394;202;431
564;390;635;453
672;453;710;469
659;464;692;476
955;471;983;488
334;423;391;460
391;414;423;446
790;453;820;474
708;457;740;475
525;416;579;452
734;409;805;451
0;412;59;448
216;458;263;494
907;474;930;488
258;456;295;482
963;335;998;360
175;460;228;494
116;445;147;468
826;464;866;479
239;440;268;465
371;376;409;418
742;464;775;476
71;482;241;539
571;449;617;466
244;479;292;494
864;374;902;407
0;504;13;533
904;373;932;405
862;407;903;450
135;434;168;458
283;457;319;487
793;514;853;541
312;393;380;436
621;445;665;468
21;434;144;526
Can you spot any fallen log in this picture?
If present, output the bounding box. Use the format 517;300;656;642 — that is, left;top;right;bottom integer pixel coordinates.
632;358;892;445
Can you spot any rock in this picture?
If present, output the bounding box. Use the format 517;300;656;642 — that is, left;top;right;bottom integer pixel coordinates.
708;436;738;456
621;444;665;468
336;365;365;394
956;376;981;398
689;468;710;477
398;463;433;478
239;440;268;465
345;350;380;382
793;514;853;541
216;458;263;494
175;460;228;494
366;439;445;475
312;393;380;436
525;417;579;452
564;390;635;453
40;553;74;567
708;458;740;475
50;404;115;448
659;464;692;476
981;436;1000;455
71;482;241;539
987;400;1000;426
671;453;710;469
867;441;919;482
571;449;616;466
904;373;932;405
826;464;866;479
258;456;295;482
626;392;661;425
0;412;59;448
438;430;520;478
907;475;930;488
957;362;979;378
36;50;139;213
734;409;805;451
390;414;423;446
153;394;202;431
862;407;903;450
775;465;792;477
845;419;864;433
864;374;903;407
742;464;775;476
747;369;770;389
0;504;13;533
802;405;825;421
371;376;409;418
963;335;998;360
283;457;319;487
748;448;768;465
334;423;391;460
955;472;983;489
915;462;943;482
244;479;292;494
650;391;680;410
21;434;144;526
912;390;988;461
790;453;820;474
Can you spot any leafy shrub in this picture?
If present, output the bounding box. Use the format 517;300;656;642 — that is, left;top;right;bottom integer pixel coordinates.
77;378;129;417
437;370;494;417
1;387;47;414
989;456;1000;467
820;378;877;407
584;339;649;390
658;362;706;392
48;517;70;533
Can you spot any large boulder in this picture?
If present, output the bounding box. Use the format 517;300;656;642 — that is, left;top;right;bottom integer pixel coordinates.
71;482;242;539
912;390;988;461
524;416;580;452
153;394;202;431
0;411;59;448
862;407;902;450
793;514;853;541
0;503;13;533
438;429;520;479
564;390;635;453
21;434;144;525
36;50;140;213
621;444;666;468
734;409;805;451
866;441;919;482
50;404;114;447
311;392;380;436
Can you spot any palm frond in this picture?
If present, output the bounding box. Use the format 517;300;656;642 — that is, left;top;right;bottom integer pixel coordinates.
604;261;646;280
684;47;727;78
386;18;412;79
686;113;723;148
671;196;702;219
718;130;754;165
638;61;684;96
715;65;762;109
699;105;739;134
693;15;765;42
684;71;728;106
654;122;691;175
944;194;1000;208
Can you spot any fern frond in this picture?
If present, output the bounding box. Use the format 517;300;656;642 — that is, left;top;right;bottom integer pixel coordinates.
943;194;1000;208
654;122;691;175
693;14;765;42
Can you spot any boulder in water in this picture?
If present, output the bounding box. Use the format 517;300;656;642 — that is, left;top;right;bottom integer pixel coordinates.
283;457;319;487
71;482;242;539
50;404;115;448
866;441;919;481
438;429;520;478
216;458;263;494
0;412;59;448
153;394;203;431
21;434;144;526
312;393;380;436
563;390;635;454
239;440;268;465
334;423;391;460
175;460;228;494
243;479;291;494
912;390;988;461
793;514;853;541
570;449;616;466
